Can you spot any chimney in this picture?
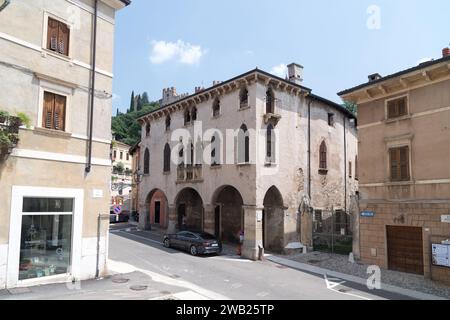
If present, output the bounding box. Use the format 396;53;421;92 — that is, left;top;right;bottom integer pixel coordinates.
443;47;450;58
287;63;304;85
368;73;382;82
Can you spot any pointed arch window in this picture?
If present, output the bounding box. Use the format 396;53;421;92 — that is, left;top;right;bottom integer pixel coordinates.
191;107;197;121
212;99;220;117
319;141;327;173
145;123;150;137
211;133;221;166
266;124;275;163
163;143;171;173
143;148;150;174
266;88;274;114
184;109;191;126
239;87;249;108
238;124;250;164
165;115;171;131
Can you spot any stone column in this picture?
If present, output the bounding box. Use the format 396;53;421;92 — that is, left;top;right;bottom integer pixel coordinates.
203;204;215;235
242;205;263;261
138;200;149;230
167;204;177;234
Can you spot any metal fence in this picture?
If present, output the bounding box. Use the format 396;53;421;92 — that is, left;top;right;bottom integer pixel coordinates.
312;209;353;255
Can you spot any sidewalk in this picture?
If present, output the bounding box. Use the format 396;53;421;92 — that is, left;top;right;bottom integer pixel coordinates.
266;252;449;300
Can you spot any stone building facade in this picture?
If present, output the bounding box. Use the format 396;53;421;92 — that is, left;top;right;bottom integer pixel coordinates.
137;65;357;260
338;48;450;283
0;0;129;289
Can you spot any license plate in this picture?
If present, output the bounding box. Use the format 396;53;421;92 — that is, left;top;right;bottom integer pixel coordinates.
211;243;218;247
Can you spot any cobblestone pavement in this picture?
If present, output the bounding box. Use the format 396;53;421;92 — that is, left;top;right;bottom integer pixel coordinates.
283;251;450;299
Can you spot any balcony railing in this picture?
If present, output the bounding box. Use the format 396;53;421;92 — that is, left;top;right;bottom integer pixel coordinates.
177;165;203;183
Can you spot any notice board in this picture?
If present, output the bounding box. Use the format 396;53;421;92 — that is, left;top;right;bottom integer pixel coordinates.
432;244;450;268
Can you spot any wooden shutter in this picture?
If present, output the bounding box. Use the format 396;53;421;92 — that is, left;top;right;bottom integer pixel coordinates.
388;97;407;119
58;22;70;56
390;148;399;181
43;92;54;129
47;18;59;52
400;146;409;180
53;94;66;131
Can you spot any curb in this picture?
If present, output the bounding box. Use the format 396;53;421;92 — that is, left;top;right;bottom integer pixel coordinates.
266;255;446;300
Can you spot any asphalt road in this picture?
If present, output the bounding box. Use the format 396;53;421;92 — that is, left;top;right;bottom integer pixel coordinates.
108;223;412;300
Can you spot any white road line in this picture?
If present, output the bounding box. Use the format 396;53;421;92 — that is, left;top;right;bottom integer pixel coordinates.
108;259;230;300
324;274;372;301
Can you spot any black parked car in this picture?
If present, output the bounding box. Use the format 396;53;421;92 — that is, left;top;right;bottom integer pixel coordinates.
163;231;222;256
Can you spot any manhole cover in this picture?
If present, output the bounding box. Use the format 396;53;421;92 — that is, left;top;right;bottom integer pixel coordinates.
338;288;351;293
308;259;321;264
170;274;180;279
130;285;148;291
112;277;129;284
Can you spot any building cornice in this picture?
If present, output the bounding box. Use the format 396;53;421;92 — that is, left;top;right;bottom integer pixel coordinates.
338;56;450;104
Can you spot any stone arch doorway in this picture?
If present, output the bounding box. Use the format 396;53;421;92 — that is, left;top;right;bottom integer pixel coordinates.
212;186;244;244
263;186;284;252
174;188;203;231
145;189;169;229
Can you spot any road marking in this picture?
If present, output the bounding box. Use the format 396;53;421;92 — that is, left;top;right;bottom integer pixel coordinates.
108;259;230;300
114;230;164;245
324;274;372;300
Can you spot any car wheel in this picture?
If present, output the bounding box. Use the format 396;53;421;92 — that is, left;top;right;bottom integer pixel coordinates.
163;238;170;248
190;245;198;256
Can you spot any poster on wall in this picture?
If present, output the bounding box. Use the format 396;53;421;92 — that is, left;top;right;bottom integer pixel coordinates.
431;244;450;267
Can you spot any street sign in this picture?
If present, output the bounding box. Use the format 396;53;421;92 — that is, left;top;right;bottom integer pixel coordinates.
114;205;122;214
360;211;375;217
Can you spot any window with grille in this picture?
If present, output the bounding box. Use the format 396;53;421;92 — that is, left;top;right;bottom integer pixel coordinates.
319;141;327;171
47;17;70;56
389;146;410;181
387;97;408;119
163;143;171;172
42;91;66;131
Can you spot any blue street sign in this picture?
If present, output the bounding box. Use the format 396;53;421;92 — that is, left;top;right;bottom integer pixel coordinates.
114;205;122;214
360;211;375;217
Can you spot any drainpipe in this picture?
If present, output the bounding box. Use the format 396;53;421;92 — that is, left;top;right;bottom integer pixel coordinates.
0;0;11;12
85;0;98;173
343;115;347;214
307;98;312;201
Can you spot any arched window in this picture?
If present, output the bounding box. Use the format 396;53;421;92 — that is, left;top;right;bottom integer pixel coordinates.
355;155;358;180
211;133;221;166
212;99;220;117
178;143;184;166
163;143;171;172
239;87;248;108
189;142;194;166
319;141;327;171
266;88;274;114
195;137;203;166
191;107;197;121
266;124;274;162
184;109;191;125
165;115;171;131
238;124;250;164
145;123;150;137
143;148;150;174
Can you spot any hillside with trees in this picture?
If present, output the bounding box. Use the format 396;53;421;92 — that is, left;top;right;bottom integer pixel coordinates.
112;91;159;146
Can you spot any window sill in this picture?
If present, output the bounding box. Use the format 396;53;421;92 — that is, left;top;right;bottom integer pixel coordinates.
211;115;221;120
163;171;171;175
33;127;72;139
239;105;251;111
210;165;222;169
318;169;328;175
385;114;411;124
237;162;251;167
42;48;71;62
176;179;204;184
385;180;413;186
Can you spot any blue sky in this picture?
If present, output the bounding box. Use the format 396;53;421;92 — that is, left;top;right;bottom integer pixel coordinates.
112;0;450;112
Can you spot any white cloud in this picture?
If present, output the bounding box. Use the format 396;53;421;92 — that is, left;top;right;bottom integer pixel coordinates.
150;40;206;65
270;63;287;78
244;50;254;56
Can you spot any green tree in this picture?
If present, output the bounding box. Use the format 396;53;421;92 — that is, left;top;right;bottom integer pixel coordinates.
129;91;135;112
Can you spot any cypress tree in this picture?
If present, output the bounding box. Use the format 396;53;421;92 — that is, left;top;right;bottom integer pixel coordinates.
129;91;135;112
